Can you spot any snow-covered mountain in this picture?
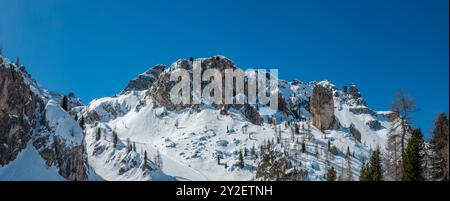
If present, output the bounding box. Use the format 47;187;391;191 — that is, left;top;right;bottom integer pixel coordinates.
0;55;401;181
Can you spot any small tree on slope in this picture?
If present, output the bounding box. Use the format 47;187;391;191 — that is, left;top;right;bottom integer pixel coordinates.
61;95;69;111
401;129;425;181
326;167;337;181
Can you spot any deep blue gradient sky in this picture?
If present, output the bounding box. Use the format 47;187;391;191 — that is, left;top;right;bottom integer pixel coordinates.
0;0;448;138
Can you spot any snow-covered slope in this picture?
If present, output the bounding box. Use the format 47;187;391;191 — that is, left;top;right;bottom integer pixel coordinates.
76;56;397;181
1;55;93;180
0;141;66;181
1;54;399;181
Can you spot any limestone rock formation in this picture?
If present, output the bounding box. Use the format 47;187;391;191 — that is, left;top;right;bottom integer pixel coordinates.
0;65;43;165
121;64;165;94
310;84;335;131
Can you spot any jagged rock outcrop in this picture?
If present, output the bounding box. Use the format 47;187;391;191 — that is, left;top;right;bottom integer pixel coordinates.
33;102;88;180
310;84;335;131
366;120;384;131
0;65;43;165
1;56;88;180
330;145;339;155
348;84;366;106
148;56;236;111
121;64;165;94
349;123;362;142
33;136;87;180
241;104;263;126
349;107;376;115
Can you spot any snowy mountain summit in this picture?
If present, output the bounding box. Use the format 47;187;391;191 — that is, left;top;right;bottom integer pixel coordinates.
1;55;400;181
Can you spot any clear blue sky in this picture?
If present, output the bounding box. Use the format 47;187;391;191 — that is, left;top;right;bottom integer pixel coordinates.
0;0;448;139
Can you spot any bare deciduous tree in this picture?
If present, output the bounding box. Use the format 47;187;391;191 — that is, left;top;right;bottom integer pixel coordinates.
385;124;403;181
391;90;417;154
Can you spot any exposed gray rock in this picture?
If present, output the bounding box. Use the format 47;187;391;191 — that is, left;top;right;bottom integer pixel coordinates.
121;64;165;94
0;66;43;165
1;57;88;180
330;145;339;155
33;121;88;181
349;123;362;142
148;56;236;111
366;120;384;131
349;107;376;115
348;84;366;106
241;104;263;126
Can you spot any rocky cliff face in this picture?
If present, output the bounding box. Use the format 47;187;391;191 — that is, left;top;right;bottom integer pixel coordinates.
33;136;87;180
0;56;88;180
148;56;263;125
0;63;43;166
310;84;335;131
121;64;166;94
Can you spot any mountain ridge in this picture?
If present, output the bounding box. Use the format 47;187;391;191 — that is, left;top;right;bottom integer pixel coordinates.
1;54;399;181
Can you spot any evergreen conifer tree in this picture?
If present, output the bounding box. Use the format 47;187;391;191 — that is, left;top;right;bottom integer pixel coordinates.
326;167;337;181
401;129;425;181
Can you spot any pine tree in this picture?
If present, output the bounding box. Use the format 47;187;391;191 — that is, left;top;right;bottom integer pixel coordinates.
325;145;331;168
133;141;136;152
346;146;351;158
79;116;85;129
126;138;131;152
360;148;383;181
301;141;306;153
359;162;369;181
294;124;300;134
155;149;163;169
277;127;281;144
291;129;295;142
238;150;244;169
326;167;337;181
95;127;101;141
61;95;69;111
429;113;449;180
112;130;118;148
251;145;256;159
314;143;319;158
368;147;383;181
143;150;148;171
401;129;424;181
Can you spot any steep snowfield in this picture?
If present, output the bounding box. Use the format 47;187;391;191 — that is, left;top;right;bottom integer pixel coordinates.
81;88;391;181
43;100;84;146
0;141;65;181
